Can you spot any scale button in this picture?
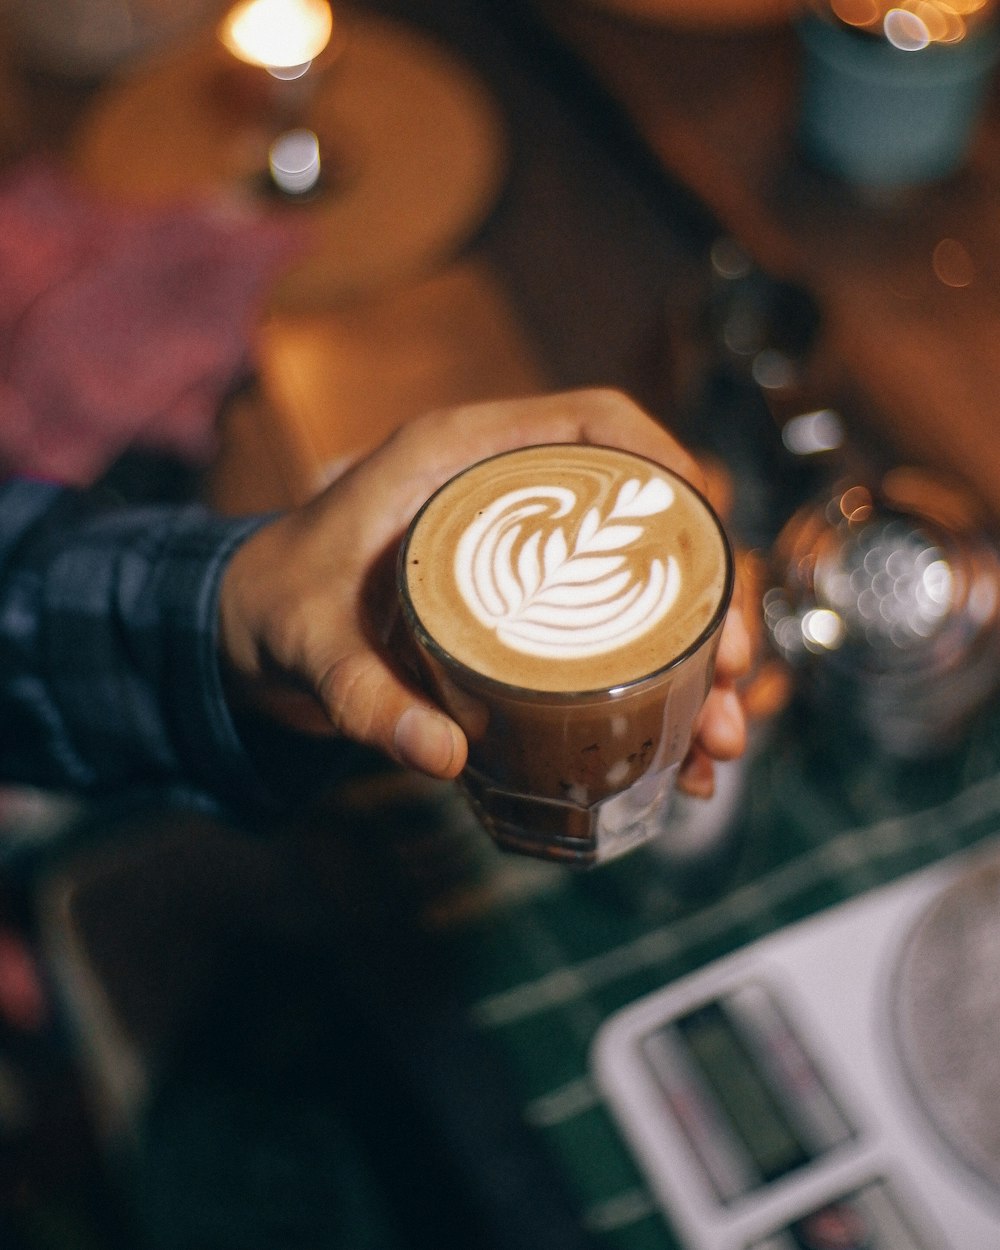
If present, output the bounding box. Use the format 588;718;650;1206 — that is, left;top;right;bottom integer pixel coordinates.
748;1179;933;1249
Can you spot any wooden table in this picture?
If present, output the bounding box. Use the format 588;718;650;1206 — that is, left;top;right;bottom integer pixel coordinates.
31;5;550;513
209;257;549;512
540;3;1000;526
11;0;1000;530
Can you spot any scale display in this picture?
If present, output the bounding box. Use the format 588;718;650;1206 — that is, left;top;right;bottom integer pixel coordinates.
642;984;853;1204
591;841;1000;1250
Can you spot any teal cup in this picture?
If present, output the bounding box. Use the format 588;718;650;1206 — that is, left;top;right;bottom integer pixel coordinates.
796;12;1000;190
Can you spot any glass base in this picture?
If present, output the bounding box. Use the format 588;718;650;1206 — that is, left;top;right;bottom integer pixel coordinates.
460;763;679;868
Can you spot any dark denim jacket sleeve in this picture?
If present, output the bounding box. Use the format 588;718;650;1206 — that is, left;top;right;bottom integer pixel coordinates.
0;479;278;813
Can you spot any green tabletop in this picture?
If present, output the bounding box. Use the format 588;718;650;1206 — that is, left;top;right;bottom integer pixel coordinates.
26;694;1000;1250
373;698;1000;1249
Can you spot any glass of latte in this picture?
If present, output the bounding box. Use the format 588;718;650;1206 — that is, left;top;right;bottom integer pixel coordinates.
398;444;734;867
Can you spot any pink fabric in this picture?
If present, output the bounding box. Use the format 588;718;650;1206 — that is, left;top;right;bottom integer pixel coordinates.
0;161;303;484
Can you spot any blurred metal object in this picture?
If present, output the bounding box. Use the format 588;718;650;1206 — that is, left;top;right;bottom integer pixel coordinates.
677;237;837;549
707;236;823;372
765;469;1000;757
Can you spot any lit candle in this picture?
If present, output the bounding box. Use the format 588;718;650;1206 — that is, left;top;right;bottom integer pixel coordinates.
219;0;333;72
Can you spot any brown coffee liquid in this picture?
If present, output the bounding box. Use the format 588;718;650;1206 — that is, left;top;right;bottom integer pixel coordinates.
402;444;730;693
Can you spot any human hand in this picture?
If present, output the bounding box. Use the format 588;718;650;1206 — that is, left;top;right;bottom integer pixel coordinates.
219;389;751;794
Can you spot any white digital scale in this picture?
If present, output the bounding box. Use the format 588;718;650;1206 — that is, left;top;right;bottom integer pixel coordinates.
591;838;1000;1250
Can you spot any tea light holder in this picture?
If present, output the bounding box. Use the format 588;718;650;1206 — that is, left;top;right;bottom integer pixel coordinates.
73;8;509;308
218;0;344;198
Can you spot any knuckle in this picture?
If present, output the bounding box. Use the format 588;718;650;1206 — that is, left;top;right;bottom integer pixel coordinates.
318;652;382;742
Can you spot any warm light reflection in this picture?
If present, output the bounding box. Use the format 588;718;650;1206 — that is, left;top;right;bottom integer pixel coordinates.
828;0;994;45
801;607;846;650
781;408;845;455
219;0;333;70
832;0;883;22
269;128;322;194
933;237;976;286
838;486;874;524
884;8;931;49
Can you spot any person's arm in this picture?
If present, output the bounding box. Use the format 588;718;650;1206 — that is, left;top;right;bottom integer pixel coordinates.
0;477;276;810
0;390;750;813
220;390;751;795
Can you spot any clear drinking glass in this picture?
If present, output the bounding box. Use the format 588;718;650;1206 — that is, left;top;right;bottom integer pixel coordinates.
398;446;734;868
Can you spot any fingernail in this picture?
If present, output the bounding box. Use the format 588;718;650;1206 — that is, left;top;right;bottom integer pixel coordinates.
394;706;460;777
677;752;715;799
730;616;753;676
716;689;746;757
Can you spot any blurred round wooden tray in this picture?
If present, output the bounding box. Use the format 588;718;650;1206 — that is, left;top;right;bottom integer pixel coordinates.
73;10;508;309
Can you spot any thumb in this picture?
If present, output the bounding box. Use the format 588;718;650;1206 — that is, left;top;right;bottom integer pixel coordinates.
393;705;467;777
318;650;467;778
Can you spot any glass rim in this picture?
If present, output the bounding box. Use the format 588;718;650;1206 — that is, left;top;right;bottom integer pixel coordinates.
396;443;735;704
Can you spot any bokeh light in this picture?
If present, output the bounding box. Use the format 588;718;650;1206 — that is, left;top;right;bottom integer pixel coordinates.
828;0;993;45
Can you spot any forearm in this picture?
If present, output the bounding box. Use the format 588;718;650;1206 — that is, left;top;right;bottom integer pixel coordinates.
0;479;274;809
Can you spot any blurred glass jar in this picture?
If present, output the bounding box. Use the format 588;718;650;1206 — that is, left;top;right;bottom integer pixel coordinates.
764;469;1000;758
0;0;222;78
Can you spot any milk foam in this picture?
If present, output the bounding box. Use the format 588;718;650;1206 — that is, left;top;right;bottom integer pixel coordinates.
402;444;730;693
454;476;680;659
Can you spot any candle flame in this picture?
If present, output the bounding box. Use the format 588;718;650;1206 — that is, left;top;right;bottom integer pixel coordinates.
219;0;333;69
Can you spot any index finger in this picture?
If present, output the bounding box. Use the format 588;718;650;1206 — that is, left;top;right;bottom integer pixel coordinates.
369;388;708;525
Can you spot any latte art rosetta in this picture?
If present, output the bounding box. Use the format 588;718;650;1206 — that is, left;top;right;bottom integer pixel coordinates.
454;475;681;660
